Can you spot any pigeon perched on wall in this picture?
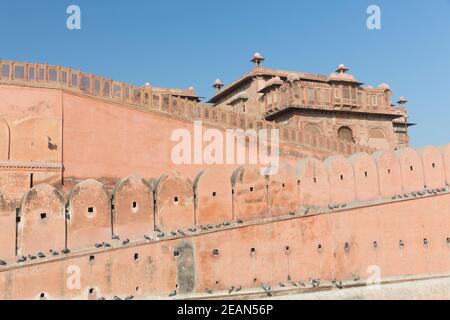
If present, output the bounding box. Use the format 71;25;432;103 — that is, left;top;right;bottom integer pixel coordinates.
332;279;343;289
261;284;272;297
0;260;7;266
122;239;130;246
310;278;320;288
49;250;59;256
168;290;177;297
38;252;46;259
205;288;214;294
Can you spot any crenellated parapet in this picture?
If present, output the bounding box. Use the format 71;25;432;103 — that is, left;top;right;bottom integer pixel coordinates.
0;144;448;263
0;60;375;158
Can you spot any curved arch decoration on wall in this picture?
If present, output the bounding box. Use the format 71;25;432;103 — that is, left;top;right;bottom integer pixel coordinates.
0;119;11;160
338;126;355;144
304;123;322;136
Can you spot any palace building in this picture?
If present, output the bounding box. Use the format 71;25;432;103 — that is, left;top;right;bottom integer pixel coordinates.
209;53;413;151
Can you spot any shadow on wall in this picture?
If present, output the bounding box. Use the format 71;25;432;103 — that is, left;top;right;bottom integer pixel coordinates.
0;144;449;261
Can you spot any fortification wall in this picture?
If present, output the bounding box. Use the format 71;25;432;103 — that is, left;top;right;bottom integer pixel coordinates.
0;144;449;299
0;60;375;193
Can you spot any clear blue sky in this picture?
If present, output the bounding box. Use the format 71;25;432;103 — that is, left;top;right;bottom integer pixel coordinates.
1;0;449;148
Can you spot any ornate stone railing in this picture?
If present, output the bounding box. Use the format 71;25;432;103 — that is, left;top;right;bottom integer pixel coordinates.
0;60;375;156
264;82;406;118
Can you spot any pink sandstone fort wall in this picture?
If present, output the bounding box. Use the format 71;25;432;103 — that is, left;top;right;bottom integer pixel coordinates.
0;61;449;299
0;145;449;299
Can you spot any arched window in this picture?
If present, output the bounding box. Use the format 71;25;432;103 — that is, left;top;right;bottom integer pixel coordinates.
305;124;322;136
368;128;389;150
369;128;385;139
338;126;355;143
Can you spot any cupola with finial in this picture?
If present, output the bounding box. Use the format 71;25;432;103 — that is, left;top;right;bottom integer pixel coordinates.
212;79;224;92
336;64;349;74
251;52;265;67
397;96;408;105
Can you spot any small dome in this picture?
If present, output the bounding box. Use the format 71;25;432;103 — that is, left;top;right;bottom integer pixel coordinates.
251;52;265;65
214;79;222;86
397;96;408;104
336;64;349;73
328;64;359;83
253;52;263;60
144;82;151;87
287;73;301;82
327;72;357;83
378;83;390;90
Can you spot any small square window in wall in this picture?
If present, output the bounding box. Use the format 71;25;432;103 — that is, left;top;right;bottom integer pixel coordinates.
87;207;95;217
132;201;138;213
